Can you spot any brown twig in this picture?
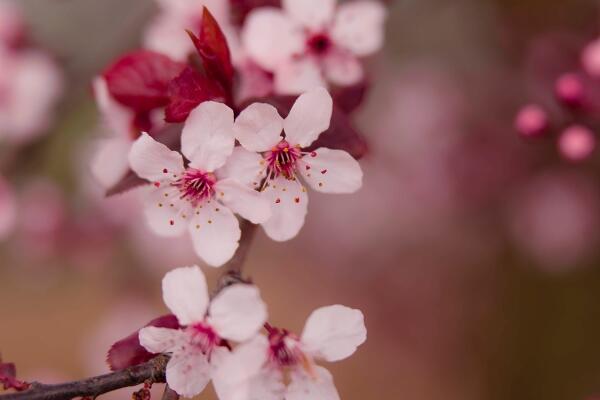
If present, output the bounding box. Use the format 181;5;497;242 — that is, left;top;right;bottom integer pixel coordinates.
0;222;258;400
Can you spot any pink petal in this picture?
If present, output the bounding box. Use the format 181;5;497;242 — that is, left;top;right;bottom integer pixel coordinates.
93;77;133;137
215;179;271;224
323;51;363;87
286;366;340;400
162;266;210;325
129;133;185;182
301;305;366;362
234;103;284;152
208;285;268;342
582;37;600;78
138;326;185;354
181;101;235;171
283;87;333;148
189;204;241;267
297;148;362;194
331;1;386;57
166;347;211;397
242;8;304;71
282;0;336;31
90;136;132;189
143;186;190;237
144;13;194;62
261;176;308;241
274;57;326;95
216;147;267;188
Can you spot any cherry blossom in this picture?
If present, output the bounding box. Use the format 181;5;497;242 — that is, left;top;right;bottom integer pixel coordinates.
128;101;271;266
213;305;366;400
558;125;596;162
242;0;386;94
138;266;268;397
228;87;363;241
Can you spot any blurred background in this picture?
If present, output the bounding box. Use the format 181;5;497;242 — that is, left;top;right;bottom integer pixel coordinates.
3;0;600;399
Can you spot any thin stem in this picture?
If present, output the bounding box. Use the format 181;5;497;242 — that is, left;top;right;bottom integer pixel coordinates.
0;222;258;400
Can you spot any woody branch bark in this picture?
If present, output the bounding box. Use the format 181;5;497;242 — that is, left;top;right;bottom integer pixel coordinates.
0;222;258;400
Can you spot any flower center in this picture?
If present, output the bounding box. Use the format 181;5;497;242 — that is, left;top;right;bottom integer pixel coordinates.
188;323;220;355
307;33;332;56
173;168;216;206
268;330;304;367
265;140;302;180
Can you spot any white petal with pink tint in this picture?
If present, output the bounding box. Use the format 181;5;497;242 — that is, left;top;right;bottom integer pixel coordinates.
0;176;16;240
139;326;185;354
215;179;271;224
129;133;185;182
234;103;283;152
144;13;193;62
285;366;340;400
301;305;366;362
166;346;211;398
283;87;333;148
216;147;266;188
181;101;235;172
90;136;131;189
274;57;326;95
331;1;386;57
323;52;363;86
242;9;304;71
298;148;363;194
93;77;132;137
208;285;268;342
143;186;189;237
282;0;336;31
162;266;209;326
262;177;308;241
189;204;241;267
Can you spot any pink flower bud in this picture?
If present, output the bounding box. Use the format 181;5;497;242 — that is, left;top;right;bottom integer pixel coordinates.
515;104;548;137
558;125;596;161
582;38;600;78
554;73;584;107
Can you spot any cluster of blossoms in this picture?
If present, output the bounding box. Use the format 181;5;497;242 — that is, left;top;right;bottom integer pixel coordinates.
138;266;366;399
514;35;600;162
90;1;385;399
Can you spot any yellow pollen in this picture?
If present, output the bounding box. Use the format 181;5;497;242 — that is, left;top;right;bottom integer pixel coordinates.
283;147;289;153
158;203;163;207
318;182;323;187
196;224;200;229
208;220;213;224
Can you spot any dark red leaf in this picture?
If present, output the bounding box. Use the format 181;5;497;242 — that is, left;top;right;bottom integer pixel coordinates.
241;95;368;159
331;79;369;114
105;123;184;197
107;314;180;371
229;0;281;26
188;8;234;95
104;50;186;113
0;359;29;391
165;66;227;122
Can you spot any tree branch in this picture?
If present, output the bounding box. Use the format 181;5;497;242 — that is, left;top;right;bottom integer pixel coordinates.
0;222;258;400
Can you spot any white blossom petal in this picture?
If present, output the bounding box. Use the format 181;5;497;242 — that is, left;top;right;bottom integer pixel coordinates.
189;203;241;267
93;77;133;136
283;87;332;148
242;8;305;71
129;133;185;182
297;148;362;194
216;147;267;188
143;13;194;62
214;179;271;224
323;51;363;86
274;58;326;96
139;326;186;354
234;103;283;152
166;346;211;398
261;176;308;242
143;186;189;237
90;136;131;189
162;266;209;326
331;1;386;57
208;285;268;342
285;366;340;400
301;305;366;362
181;101;235;172
282;0;336;31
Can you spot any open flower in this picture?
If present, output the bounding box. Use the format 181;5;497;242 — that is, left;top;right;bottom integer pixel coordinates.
213;305;366;400
139;266;268;397
227;87;363;241
242;0;386;94
128;101;271;266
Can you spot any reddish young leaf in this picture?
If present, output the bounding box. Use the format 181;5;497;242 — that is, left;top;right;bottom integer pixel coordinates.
165;66;227;122
331;79;369;114
188;8;234;94
0;359;29;391
107;314;180;371
104;50;186;113
241;95;368;159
